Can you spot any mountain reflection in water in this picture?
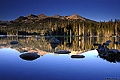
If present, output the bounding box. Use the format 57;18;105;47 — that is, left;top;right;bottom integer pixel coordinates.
0;36;120;63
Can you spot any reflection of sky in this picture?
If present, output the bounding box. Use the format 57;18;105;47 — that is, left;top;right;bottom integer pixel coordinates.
0;48;120;80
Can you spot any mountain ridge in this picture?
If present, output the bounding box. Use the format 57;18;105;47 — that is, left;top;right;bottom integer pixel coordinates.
13;14;93;22
0;14;96;26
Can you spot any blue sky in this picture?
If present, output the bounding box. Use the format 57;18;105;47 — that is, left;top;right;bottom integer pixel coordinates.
0;0;120;22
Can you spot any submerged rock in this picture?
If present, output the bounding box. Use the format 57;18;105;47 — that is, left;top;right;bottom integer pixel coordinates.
104;46;109;51
50;37;60;44
23;50;28;52
10;41;18;44
71;55;85;58
97;45;105;53
2;35;7;39
106;40;111;43
79;39;81;41
97;48;120;63
93;43;101;46
91;46;94;50
95;40;120;63
36;38;39;40
103;43;109;46
51;44;58;49
54;51;71;54
108;49;119;54
19;53;40;61
98;51;120;63
114;41;120;44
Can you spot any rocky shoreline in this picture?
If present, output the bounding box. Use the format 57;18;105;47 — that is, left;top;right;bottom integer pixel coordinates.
93;40;120;63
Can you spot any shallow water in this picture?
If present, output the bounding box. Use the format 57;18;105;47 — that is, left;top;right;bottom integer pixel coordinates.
0;36;120;80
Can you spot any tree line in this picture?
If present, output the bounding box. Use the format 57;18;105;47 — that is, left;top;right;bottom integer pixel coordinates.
0;18;120;37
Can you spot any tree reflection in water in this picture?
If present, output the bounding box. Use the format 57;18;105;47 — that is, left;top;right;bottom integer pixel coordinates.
0;36;120;63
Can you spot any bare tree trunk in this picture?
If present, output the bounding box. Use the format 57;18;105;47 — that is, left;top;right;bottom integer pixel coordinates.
115;22;117;36
70;30;72;37
83;22;84;36
74;21;76;35
98;25;100;37
79;23;81;36
44;23;45;35
70;30;72;43
54;22;57;35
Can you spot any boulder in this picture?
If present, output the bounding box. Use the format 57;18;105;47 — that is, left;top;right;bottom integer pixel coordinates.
108;49;119;54
19;53;40;61
36;38;39;40
91;46;94;50
114;41;120;44
51;44;58;49
104;46;109;52
50;37;60;44
54;51;71;54
23;50;28;52
103;43;109;46
106;40;111;43
93;43;101;46
71;55;85;58
10;41;18;44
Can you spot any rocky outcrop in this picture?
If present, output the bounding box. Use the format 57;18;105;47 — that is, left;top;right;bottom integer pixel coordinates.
94;40;120;63
26;14;38;19
66;14;85;20
0;14;95;26
53;15;61;18
14;14;88;22
14;16;28;22
37;14;49;19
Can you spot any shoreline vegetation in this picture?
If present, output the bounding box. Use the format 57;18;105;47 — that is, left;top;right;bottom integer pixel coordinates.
0;14;120;37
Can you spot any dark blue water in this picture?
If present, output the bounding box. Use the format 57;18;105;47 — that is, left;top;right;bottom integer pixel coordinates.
0;48;120;80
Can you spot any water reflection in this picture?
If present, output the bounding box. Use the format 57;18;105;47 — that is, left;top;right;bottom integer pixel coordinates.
0;35;120;63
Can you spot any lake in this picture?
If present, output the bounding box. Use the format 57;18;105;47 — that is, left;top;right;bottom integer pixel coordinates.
0;36;120;80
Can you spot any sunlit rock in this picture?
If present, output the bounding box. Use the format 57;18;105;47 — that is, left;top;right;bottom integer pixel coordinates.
19;53;40;61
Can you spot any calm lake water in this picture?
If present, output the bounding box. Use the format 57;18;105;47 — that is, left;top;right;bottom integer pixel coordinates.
0;36;120;80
